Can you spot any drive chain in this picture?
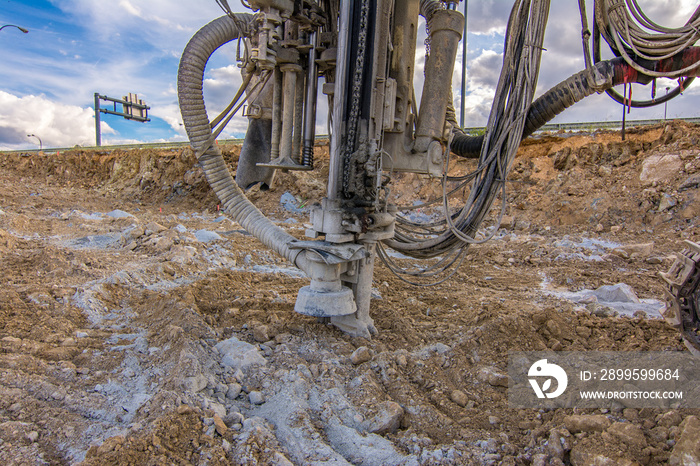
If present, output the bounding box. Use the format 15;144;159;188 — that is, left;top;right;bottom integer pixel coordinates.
341;0;370;198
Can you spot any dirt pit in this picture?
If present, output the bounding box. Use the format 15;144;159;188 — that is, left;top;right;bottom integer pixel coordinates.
0;121;699;465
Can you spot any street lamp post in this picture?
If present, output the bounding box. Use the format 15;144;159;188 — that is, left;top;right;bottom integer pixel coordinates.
27;134;42;151
460;0;468;129
664;87;670;120
0;25;29;34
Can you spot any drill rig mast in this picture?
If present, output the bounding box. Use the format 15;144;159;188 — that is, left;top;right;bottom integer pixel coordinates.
178;0;700;342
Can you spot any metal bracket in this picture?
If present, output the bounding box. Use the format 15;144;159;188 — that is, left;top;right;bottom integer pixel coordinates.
257;158;313;171
289;240;368;264
291;242;368;318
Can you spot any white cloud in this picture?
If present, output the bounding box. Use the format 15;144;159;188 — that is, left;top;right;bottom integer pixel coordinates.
466;0;508;35
454;0;700;126
4;1;700;150
467;49;503;90
51;0;224;42
118;0;142;18
1;1;251;149
0;91;110;150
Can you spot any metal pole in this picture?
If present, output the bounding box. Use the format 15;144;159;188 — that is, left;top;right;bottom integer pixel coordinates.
621;83;627;141
460;0;468;129
0;24;29;33
270;68;283;160
664;87;670;120
27;134;42;150
94;93;102;146
279;65;300;161
302;31;319;168
327;0;352;199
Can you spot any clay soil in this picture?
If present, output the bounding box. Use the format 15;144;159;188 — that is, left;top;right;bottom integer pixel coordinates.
0;121;699;465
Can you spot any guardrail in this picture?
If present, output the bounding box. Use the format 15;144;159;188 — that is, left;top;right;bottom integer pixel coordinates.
0;137;333;155
0;138;245;155
2;117;698;154
462;117;700;135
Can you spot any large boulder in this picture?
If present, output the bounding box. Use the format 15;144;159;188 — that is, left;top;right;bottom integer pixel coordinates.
640;154;682;184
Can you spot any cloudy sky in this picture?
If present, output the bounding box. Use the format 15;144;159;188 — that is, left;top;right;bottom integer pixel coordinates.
1;0;698;150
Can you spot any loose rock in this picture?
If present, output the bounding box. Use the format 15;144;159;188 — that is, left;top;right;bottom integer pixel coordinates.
564;414;611;433
366;401;404;435
249;391;265;405
145;222;167;235
351;346;372;365
569;448;620;466
226;383;242;400
658;193;677;212
678;174;700;191
607;422;647;448
613;243;654;259
547;429;565;460
215;336;267;370
640;154;682;183
450;390;469;407
670;415;700;465
253;325;270;343
177;405;194;415
476;367;509;387
590;283;641;303
183;374;208;393
657;411;682;428
213;414;228;436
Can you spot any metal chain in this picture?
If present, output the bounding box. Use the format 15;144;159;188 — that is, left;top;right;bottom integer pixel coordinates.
341;0;370;198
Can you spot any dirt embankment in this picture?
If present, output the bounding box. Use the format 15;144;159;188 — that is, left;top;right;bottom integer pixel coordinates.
0;122;698;465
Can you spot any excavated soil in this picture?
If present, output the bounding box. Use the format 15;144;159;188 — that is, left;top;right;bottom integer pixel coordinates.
0;121;699;465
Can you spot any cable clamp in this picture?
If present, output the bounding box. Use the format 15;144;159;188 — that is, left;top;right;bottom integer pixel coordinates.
587;65;612;93
524;42;547;51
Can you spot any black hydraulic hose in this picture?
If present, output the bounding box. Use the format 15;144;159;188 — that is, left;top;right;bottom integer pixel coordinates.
451;59;620;158
523;61;617;136
450;41;700;159
453;43;700;159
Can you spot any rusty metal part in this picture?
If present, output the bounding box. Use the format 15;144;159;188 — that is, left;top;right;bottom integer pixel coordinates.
249;0;294;13
414;9;464;154
386;0;420;134
270;68;283;159
660;241;700;355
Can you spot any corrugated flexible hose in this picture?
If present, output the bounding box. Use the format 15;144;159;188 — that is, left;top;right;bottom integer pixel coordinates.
452;45;700;159
451;59;618;158
177;14;310;273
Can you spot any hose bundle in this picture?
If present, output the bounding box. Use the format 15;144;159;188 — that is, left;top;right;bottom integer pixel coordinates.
596;0;700;78
380;0;551;284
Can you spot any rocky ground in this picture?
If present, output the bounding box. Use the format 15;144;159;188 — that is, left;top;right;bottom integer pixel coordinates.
0;121;699;465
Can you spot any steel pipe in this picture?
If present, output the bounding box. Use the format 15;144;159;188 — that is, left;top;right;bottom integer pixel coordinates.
414;9;464;153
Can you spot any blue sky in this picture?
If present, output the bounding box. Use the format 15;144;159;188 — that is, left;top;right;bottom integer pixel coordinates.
1;0;698;150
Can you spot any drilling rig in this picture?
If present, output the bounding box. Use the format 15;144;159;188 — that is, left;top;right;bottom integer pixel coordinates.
178;0;700;350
